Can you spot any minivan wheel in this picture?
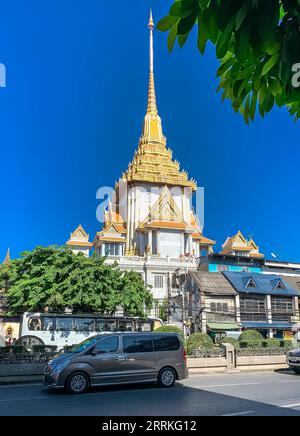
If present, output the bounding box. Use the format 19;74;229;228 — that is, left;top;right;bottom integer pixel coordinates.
66;372;89;394
292;368;300;375
158;367;176;388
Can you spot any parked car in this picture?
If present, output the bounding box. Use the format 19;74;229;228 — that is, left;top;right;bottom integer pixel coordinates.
44;332;188;394
287;348;300;374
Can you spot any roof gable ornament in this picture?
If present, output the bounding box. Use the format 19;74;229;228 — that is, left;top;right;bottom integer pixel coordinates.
66;225;93;248
148;186;183;223
69;224;89;242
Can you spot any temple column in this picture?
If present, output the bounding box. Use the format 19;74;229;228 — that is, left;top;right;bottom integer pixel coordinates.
130;188;135;253
148;230;153;254
181;233;185;256
126;190;131;255
157;229;160;255
188;234;192;255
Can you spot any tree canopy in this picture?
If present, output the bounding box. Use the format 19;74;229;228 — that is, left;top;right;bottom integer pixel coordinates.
157;0;300;123
0;246;153;317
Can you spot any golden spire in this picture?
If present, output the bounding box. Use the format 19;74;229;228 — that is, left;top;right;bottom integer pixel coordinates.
147;9;157;116
141;10;164;142
122;10;197;191
3;248;10;265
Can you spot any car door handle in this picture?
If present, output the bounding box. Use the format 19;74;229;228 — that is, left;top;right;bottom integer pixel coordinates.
114;356;127;361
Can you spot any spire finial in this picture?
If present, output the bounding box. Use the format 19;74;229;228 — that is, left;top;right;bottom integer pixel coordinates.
147;9;157;115
149;9;154;30
3;248;10;265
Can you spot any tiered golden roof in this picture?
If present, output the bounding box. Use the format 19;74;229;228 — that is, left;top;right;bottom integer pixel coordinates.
122;12;196;191
95;209;127;244
220;230;264;258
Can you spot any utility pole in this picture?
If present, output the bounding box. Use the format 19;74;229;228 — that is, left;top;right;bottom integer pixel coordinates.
167;272;172;324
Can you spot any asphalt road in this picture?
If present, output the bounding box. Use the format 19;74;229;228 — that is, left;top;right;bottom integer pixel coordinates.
1;371;300;416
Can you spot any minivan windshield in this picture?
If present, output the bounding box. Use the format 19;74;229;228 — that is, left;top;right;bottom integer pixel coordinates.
69;336;102;353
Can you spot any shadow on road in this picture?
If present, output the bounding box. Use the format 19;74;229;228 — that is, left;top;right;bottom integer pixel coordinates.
274;369;299;377
37;381;300;417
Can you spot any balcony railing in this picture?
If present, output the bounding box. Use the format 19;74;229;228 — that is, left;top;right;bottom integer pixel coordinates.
105;255;198;266
206;313;237;322
240;312;267;322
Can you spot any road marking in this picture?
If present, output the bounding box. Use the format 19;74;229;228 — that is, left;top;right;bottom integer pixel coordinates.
222;411;255;416
192;382;261;388
282;402;300;409
280;380;300;383
0;396;49;403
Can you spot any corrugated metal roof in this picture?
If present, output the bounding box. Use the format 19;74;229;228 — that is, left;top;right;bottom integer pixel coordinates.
223;272;300;296
283;276;300;292
190;272;237;296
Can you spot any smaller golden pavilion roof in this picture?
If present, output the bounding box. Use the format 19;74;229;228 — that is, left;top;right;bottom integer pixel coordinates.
66;225;93;248
220;230;264;258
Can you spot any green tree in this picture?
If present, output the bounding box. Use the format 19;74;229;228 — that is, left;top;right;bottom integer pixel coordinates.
0;246;153;316
158;0;300;123
154;298;169;322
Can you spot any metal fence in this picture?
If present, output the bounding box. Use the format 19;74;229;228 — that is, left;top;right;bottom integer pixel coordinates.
0;351;57;365
191;348;226;358
237;347;290;356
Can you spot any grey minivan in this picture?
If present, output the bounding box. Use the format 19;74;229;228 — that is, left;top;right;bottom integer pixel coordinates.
44;332;188;394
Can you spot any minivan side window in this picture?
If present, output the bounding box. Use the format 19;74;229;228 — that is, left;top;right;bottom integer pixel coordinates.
93;336;119;354
123;335;153;353
153;335;180;352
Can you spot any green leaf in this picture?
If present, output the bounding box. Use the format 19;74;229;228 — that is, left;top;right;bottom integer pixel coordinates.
235;25;250;64
178;8;198;34
262;54;280;76
182;0;198;12
253;61;264;92
265;40;281;56
198;0;210;11
216;16;235;59
178;32;190;48
264;92;275;113
168;24;178;52
243;94;251;124
170;1;183;17
198;12;209;54
207;0;219;43
236;0;250;30
233;79;244;98
217;56;235;77
249;92;258;121
157;15;178;32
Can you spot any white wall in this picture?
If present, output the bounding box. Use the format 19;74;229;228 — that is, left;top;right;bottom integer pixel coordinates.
159;230;182;258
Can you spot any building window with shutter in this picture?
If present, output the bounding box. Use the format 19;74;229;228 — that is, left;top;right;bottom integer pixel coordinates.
154;274;164;289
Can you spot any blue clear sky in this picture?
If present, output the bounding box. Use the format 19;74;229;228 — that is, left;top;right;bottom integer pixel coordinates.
0;0;299;262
